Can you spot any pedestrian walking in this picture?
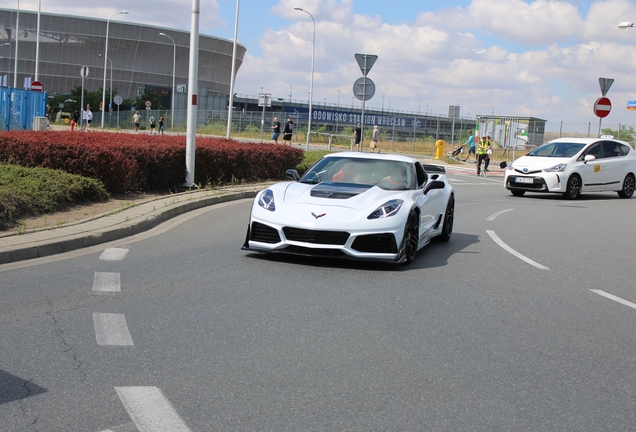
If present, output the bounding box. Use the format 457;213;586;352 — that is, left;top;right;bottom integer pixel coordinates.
353;123;361;151
149;114;157;134
463;131;476;162
158;116;165;135
370;125;381;153
476;136;491;176
271;117;281;144
132;111;141;132
282;117;294;145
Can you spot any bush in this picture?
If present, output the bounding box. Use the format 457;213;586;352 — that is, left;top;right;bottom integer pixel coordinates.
0;163;109;229
0;131;304;193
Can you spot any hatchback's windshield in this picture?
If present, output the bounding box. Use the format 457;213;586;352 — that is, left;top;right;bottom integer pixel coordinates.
527;142;586;158
300;157;413;190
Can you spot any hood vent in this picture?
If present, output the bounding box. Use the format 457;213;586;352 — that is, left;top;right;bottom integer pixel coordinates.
310;182;373;199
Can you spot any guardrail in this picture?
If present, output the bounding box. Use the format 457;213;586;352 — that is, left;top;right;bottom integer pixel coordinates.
310;131;356;151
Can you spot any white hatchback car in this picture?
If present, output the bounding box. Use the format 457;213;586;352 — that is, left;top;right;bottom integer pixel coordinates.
504;137;636;199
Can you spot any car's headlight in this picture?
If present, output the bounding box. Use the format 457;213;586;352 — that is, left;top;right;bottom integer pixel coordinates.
368;199;403;219
258;189;276;211
506;163;514;171
544;163;567;173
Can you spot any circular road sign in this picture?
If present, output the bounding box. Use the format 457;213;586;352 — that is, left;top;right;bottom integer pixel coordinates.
80;65;89;77
594;97;611;118
113;95;123;106
353;77;375;101
30;80;43;92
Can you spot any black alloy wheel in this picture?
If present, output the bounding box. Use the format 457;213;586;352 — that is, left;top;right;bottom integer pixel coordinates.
618;174;635;198
563;174;581;199
401;209;419;264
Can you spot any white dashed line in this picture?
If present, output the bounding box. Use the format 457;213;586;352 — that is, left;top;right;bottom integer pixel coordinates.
590;290;636;311
93;272;121;292
93;313;134;346
115;386;191;432
487;208;514;221
100;248;129;261
486;230;549;270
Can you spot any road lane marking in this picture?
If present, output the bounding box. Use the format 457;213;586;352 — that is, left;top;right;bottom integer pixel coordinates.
486;230;549;270
590;290;636;310
487;208;514;221
93;272;121;292
93;313;134;346
100;248;129;261
115;386;191;432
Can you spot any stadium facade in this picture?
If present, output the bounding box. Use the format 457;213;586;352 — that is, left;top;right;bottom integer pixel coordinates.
0;9;246;111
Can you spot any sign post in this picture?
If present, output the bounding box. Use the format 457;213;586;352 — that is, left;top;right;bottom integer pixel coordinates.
79;66;89;130
114;95;122;129
594;96;611;137
353;54;378;151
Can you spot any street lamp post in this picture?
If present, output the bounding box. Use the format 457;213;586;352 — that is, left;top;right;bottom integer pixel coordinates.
159;32;176;129
101;11;128;129
619;22;634;29
13;0;19;88
99;54;113;127
294;6;315;150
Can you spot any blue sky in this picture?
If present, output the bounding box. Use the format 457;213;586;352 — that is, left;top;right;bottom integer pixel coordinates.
3;0;636;130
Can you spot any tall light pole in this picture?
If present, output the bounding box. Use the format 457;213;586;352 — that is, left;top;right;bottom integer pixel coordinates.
34;0;40;81
619;22;634;29
226;0;240;138
101;11;128;129
160;32;176;129
13;0;19;88
99;53;113;126
294;6;315;150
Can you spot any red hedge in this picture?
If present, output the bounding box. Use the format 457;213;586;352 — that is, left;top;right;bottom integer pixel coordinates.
0;131;304;193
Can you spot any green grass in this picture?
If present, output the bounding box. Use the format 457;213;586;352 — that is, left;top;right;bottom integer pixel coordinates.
0;163;110;230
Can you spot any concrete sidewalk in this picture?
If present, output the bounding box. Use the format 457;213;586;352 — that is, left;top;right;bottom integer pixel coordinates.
0;184;270;265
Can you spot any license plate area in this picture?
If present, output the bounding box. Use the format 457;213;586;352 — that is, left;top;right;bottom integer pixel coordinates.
515;177;534;183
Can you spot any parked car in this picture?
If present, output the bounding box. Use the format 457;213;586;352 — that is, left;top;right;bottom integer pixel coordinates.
504;137;636;199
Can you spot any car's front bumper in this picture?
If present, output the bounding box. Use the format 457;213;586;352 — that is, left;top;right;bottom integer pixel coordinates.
504;172;566;193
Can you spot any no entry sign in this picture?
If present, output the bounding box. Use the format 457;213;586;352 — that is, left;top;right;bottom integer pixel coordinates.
594;97;611;118
30;80;43;92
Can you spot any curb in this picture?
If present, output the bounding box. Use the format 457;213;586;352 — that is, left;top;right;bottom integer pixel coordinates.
0;190;259;265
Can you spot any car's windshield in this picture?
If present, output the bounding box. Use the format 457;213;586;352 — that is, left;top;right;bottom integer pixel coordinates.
300;157;414;190
527;142;586;158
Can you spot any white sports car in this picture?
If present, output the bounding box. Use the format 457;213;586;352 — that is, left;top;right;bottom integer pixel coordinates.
242;152;455;264
504;137;636;199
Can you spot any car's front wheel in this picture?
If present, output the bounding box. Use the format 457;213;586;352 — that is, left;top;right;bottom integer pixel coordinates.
401;209;419;264
618;174;635;198
563;174;581;199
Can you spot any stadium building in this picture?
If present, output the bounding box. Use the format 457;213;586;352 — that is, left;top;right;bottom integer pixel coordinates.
0;8;246;112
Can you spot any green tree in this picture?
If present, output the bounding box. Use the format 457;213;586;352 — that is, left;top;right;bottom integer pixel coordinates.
601;125;636;145
134;90;165;111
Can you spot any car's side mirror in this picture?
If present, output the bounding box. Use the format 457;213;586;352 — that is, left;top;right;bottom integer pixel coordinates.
423;180;445;195
584;155;596;164
285;169;300;182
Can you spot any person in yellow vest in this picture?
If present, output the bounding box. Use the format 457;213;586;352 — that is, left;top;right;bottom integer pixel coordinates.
476;136;491;176
435;139;445;160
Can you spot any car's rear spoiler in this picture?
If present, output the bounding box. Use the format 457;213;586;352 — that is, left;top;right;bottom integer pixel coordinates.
422;164;446;174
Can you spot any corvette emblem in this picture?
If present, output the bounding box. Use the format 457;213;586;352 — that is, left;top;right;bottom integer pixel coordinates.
311;212;326;219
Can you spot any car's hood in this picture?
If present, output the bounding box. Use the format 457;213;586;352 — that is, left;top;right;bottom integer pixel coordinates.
282;182;395;210
511;155;572;171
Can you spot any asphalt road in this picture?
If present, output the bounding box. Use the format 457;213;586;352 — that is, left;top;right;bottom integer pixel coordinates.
2;167;636;431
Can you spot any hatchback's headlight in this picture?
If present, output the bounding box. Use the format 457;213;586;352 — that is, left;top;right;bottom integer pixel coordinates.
506;163;514;171
544;163;567;173
368;199;403;219
258;189;276;211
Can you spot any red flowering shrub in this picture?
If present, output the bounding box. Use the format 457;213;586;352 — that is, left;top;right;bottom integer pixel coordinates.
0;131;304;193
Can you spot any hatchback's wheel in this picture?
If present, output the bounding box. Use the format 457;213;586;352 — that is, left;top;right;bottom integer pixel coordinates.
563;174;581;199
436;195;454;242
618;174;635;198
511;190;526;197
401;209;419;264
